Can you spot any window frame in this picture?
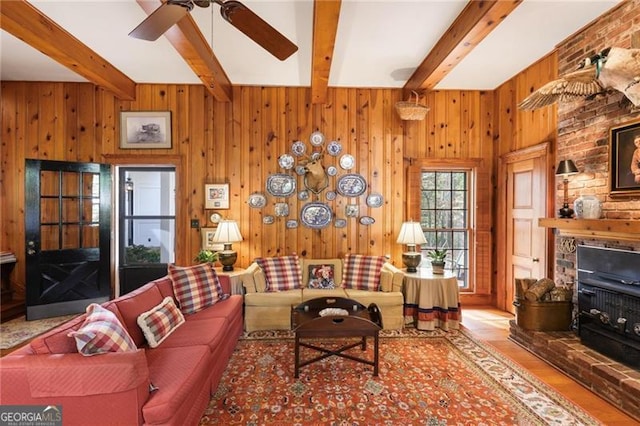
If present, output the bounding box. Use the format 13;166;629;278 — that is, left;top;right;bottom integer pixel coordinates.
407;159;490;294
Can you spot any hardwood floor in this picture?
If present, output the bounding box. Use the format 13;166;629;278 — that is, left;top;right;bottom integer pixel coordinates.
462;307;640;426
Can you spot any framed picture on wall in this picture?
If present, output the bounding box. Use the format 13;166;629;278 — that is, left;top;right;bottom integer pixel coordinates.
201;228;224;251
205;183;230;209
120;111;172;149
610;118;640;196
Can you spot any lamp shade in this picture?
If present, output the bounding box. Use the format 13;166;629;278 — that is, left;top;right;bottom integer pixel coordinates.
212;220;243;243
556;160;579;176
396;221;427;245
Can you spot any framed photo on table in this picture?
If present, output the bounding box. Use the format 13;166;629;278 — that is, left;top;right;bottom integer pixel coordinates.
205;183;229;209
201;228;224;251
609;119;640;196
120;111;172;149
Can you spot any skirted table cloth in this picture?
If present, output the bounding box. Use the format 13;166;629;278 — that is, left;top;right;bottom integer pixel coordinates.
402;269;460;331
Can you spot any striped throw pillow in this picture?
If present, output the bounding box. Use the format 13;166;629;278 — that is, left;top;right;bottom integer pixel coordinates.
68;304;137;356
256;255;302;292
168;263;223;314
342;254;386;291
137;297;185;348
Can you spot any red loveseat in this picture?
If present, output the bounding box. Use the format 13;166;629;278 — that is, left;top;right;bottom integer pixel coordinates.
0;275;243;425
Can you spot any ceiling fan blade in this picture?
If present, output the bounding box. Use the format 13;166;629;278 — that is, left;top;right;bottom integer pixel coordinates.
219;1;298;61
129;2;191;41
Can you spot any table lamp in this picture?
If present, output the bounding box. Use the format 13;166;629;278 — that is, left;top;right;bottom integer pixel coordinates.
556;159;579;218
212;220;243;271
397;221;427;272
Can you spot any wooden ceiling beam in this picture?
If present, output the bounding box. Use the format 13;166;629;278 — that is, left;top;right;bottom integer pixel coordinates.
404;0;522;94
0;0;136;100
136;1;232;103
310;0;342;105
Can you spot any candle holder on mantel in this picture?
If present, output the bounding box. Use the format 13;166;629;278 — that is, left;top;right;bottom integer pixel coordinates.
555;160;579;218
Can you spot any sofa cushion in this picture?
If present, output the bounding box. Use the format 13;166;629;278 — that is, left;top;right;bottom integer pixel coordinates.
342;254;386;291
114;282;165;347
302;288;349;301
244;289;302;306
307;264;336;289
255;255;302;292
68;304;137;356
137;297;185;348
168;263;223;314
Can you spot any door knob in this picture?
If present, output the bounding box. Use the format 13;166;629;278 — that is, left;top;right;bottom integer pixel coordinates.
532;257;539;262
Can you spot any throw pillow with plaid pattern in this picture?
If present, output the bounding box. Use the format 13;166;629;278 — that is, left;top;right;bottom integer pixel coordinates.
169;263;224;314
256;254;302;291
137;297;185;348
342;254;386;291
68;304;137;356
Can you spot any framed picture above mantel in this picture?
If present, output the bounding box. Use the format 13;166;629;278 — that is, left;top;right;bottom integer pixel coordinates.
609;118;640;196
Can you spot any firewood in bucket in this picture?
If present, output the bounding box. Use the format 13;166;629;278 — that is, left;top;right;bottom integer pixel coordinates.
524;278;556;301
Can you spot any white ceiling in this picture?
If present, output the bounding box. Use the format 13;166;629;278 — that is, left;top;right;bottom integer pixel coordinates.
0;0;622;91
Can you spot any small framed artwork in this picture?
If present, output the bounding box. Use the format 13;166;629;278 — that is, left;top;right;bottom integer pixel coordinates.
205;183;229;209
201;228;224;251
120;111;172;149
609;119;640;196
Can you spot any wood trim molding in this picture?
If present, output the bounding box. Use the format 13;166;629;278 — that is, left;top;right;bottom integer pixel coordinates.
135;1;232;103
0;1;136;100
404;0;522;94
538;218;640;242
311;0;342;104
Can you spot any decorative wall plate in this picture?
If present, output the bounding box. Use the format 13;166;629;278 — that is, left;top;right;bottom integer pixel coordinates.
311;151;322;160
248;192;267;208
359;216;375;225
327;141;342;156
275;202;289;217
334;218;347;228
266;173;296;197
345;204;359;217
325;191;336;201
295;165;306;176
339;154;355;170
209;212;222;223
286;219;298;229
291;141;306;156
337;173;367;197
300;202;332;229
278;154;294;170
298;190;309;201
310;131;325;146
263;215;275;224
366;193;383;208
327;166;337;176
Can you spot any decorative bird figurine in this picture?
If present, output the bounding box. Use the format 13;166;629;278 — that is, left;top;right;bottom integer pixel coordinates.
518;47;640;110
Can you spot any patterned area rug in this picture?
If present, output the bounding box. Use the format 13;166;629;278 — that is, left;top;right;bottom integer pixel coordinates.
200;329;599;425
0;314;78;350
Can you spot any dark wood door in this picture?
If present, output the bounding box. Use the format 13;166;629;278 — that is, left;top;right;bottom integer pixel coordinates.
25;159;111;320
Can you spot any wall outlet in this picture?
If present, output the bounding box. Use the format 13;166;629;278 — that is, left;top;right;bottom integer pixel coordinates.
190;219;200;229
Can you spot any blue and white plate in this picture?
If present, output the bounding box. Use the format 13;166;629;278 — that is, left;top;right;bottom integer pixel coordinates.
310;131;325;146
326;191;336;201
291;141;306;156
337;174;367;197
300;202;332;229
327;166;338;176
339;154;355;170
248;193;267;208
366;193;383;208
359;216;375;225
327;141;342;156
278;154;294;170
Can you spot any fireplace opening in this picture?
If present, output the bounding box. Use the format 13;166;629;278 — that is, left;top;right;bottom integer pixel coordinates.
577;245;640;368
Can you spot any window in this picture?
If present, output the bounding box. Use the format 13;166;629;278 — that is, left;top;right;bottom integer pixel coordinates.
419;171;470;289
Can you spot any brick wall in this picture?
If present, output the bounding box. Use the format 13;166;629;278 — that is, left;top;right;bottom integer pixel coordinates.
553;0;640;286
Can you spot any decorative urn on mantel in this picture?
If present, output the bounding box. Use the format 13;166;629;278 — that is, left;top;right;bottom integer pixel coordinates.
573;195;602;219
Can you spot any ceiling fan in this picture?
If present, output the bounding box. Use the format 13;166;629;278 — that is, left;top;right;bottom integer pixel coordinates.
129;0;298;61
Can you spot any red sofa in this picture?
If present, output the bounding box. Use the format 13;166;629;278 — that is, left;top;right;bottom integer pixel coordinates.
0;275;243;425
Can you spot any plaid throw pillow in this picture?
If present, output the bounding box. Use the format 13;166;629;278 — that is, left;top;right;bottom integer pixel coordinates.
168;263;223;314
68;304;137;356
256;255;302;292
342;254;386;291
137;297;185;348
308;264;336;289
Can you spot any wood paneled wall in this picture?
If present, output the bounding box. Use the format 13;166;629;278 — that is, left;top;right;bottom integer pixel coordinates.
1;82;495;302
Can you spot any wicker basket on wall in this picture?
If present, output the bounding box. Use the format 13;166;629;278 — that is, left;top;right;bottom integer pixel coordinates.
395;91;429;121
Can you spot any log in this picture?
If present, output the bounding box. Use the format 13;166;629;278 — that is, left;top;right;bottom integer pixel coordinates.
524;278;556;301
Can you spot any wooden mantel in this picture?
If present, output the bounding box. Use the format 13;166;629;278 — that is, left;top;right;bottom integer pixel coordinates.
538;218;640;241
